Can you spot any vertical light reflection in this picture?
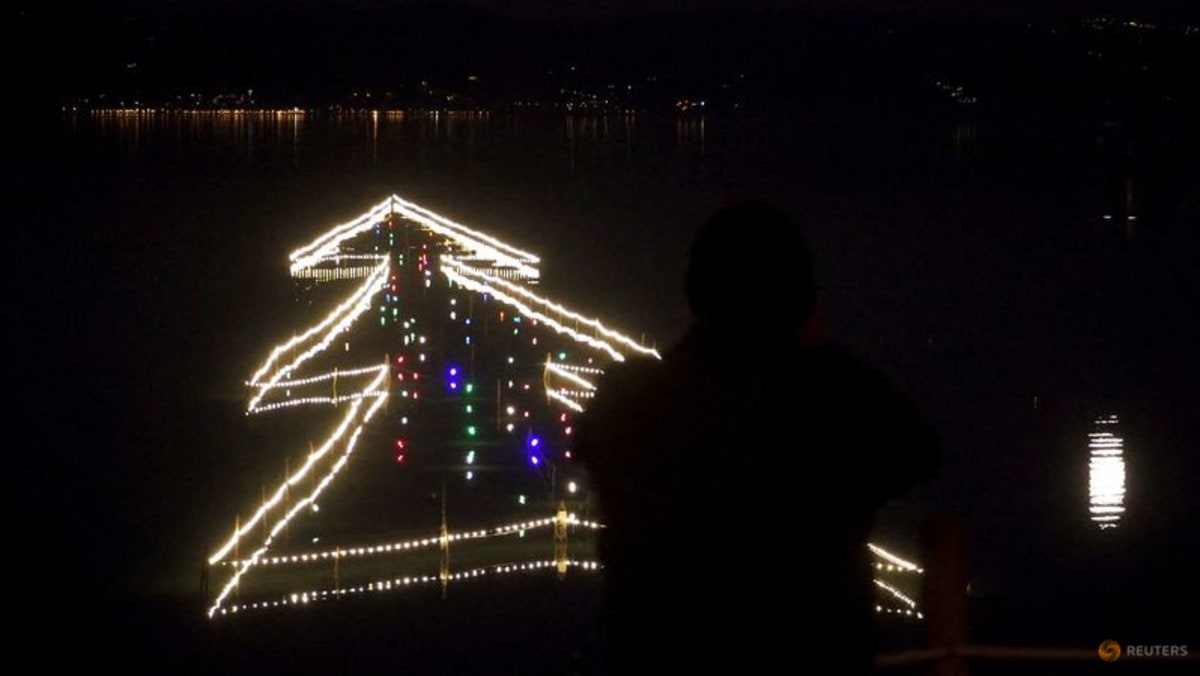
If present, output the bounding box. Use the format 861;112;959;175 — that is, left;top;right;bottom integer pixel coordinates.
1088;414;1126;529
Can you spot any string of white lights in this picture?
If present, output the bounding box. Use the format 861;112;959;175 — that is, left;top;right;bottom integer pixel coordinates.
292;266;379;282
288;199;394;273
208;371;390;617
390;195;541;274
210;198;548;618
555;389;597;399
443;267;628;361
310;254;385;262
874;578;919;611
209;213;400;615
548;363;606;376
393;196;539;263
246;262;389;412
247;390;386;415
545;389;586;413
445;258;659;359
877;606;924;619
868;543;924;573
213;559;918;620
544;360;599;391
214;559;602;617
223;514;604;568
250;365;387;390
208;364;389;566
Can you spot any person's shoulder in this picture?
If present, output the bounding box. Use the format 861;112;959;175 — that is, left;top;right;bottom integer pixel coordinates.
796;342;913;403
576;355;666;463
800;342;875;376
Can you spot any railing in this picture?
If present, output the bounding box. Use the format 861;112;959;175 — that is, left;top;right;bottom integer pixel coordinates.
874;516;1197;674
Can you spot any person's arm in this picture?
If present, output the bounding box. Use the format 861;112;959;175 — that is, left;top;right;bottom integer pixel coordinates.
869;372;940;499
826;346;941;503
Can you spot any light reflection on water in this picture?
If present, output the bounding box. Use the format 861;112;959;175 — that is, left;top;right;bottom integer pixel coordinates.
70;108;538;167
1088;414;1126;530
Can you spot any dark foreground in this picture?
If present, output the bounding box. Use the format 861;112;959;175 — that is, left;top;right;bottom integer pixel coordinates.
68;574;602;675
33;571;1198;675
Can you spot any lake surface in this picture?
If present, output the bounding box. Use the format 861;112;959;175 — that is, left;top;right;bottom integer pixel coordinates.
18;105;1197;671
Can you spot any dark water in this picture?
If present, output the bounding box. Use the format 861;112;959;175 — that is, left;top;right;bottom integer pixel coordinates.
16;106;1198;671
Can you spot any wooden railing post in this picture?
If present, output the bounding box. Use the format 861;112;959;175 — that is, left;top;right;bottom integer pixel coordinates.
921;516;969;676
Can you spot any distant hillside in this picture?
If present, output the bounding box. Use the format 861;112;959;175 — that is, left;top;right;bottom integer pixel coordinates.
12;3;1197;118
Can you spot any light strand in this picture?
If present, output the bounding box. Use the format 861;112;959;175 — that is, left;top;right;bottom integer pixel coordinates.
874;578;919;609
445;258;659;359
214;559;601;617
868;543;924;573
443;266;626;361
207;371;390;617
208;364;388;566
544;359;599;391
223;514;603;568
246;262;389;413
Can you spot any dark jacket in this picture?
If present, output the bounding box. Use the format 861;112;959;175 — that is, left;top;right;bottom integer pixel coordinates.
577;324;939;674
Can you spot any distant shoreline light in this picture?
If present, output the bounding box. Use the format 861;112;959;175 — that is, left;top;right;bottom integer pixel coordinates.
78;107;311;115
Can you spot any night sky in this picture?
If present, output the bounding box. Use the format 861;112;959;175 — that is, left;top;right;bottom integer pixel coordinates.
21;0;1195;18
12;0;1199;671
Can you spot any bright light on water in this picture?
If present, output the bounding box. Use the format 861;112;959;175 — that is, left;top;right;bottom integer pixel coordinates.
1088;414;1126;529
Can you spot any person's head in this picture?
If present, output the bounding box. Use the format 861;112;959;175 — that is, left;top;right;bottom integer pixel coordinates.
684;200;817;332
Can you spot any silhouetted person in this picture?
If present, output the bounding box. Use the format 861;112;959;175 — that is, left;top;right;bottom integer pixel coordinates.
577;200;939;675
